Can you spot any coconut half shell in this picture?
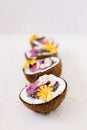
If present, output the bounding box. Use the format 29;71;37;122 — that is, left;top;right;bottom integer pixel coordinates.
30;35;58;48
19;74;67;113
23;57;62;83
25;50;58;60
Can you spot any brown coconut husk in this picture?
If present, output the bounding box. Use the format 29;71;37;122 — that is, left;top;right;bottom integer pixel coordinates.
19;82;67;113
25;51;58;60
23;59;62;83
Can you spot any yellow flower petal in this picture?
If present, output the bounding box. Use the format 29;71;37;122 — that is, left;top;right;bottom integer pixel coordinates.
22;61;30;69
46;92;54;102
45;43;58;52
30;34;37;42
29;59;37;65
37;85;54;102
22;59;37;69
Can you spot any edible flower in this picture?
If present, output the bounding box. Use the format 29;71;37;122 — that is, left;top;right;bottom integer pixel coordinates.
45;43;57;52
30;34;37;42
26;81;39;94
23;59;37;69
30;48;39;57
37;85;54;102
29;64;37;72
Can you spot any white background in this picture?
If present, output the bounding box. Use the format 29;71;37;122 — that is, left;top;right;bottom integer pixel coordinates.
0;0;87;130
0;34;87;130
0;0;87;34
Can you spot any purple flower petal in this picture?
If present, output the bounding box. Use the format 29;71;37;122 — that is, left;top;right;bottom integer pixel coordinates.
29;64;37;72
37;38;46;44
26;81;39;94
30;49;39;57
40;59;44;64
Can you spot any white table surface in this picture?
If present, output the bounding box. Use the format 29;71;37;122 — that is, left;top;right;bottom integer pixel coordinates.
0;34;87;130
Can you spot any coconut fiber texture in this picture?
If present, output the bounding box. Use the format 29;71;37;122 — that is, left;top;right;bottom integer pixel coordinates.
19;82;67;113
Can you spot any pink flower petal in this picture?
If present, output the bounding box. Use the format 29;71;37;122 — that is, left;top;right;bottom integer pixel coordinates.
29;64;37;72
30;49;39;57
26;81;39;94
40;59;44;64
37;38;46;44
